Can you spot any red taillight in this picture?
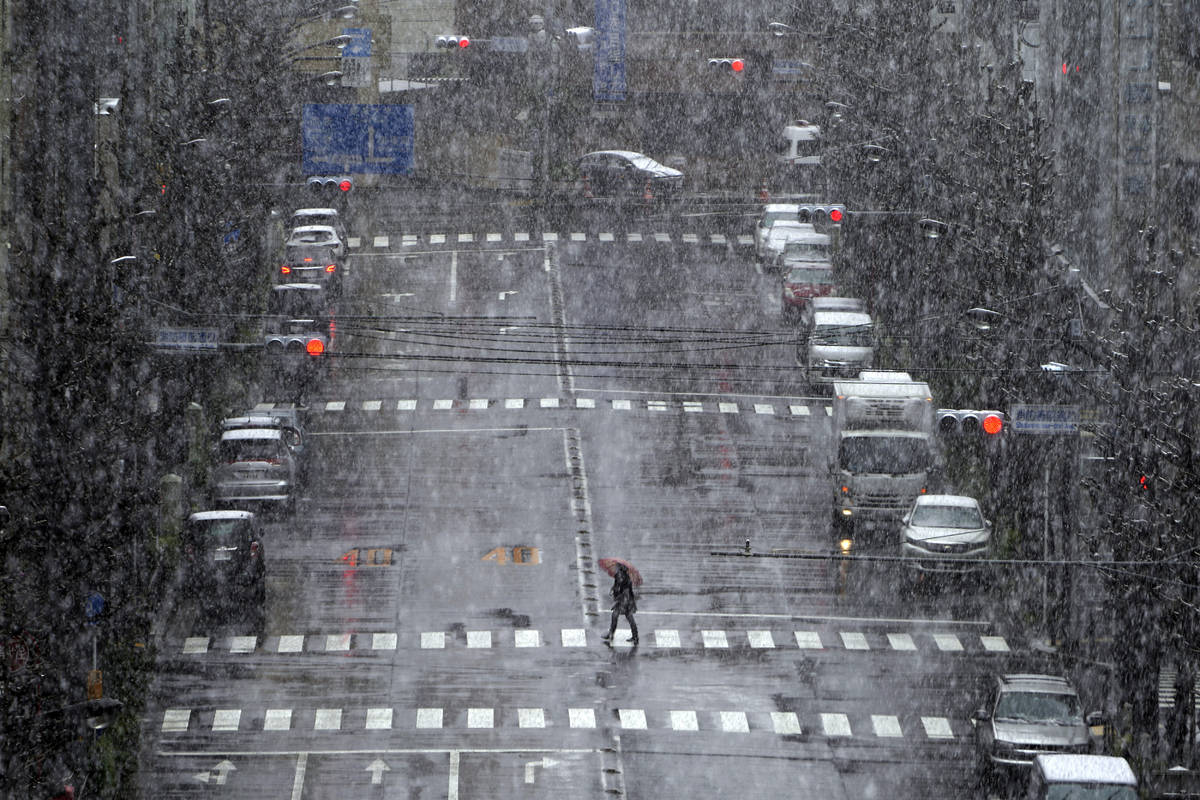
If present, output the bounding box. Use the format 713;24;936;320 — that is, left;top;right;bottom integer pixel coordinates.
325;264;336;273
280;265;291;275
306;338;325;356
249;541;260;559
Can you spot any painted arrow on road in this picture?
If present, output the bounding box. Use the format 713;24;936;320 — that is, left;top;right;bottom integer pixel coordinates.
366;758;391;785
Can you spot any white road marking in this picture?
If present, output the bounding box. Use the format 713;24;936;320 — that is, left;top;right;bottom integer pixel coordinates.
747;630;775;648
421;632;445;649
754;403;774;414
682;233;698;243
795;631;823;649
372;633;397;650
619;709;647;730
612;399;632;410
366;708;392;730
486;232;502;242
515;232;530;241
737;234;754;245
561;629;587;647
213;709;241;732
542;232;559;242
702;630;729;648
653;232;670;242
373;235;388;248
922;716;954;738
397;399;417;411
981;635;1010;651
433;399;453;410
840;632;870;650
654;629;681;648
790;404;810;416
518;708;546;728
569;708;596;728
264;709;292;731
719;402;739;413
872;715;902;737
467;708;494;728
505;398;524;409
458;233;473;243
683;401;703;412
772;712;801;734
182;637;208;654
469;398;488;410
429;234;446;244
325;633;351;651
720;711;749;733
402;234;418;246
821;713;852;737
570;232;586;241
448;751;460;800
314;709;341;730
467;630;492;648
626;232;642;242
575;398;595;409
162;709;190;732
598;232;614;241
711;234;727;244
888;633;917;651
362;400;382;412
540;397;559;408
514;630;540;648
230;636;256;653
647;400;668;411
277;635;303;653
671;710;698;731
324;400;346;412
291;752;308;800
933;633;963;651
347;236;361;248
415;708;442;728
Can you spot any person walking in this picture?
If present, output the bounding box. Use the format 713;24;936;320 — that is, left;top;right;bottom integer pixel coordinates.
602;563;638;645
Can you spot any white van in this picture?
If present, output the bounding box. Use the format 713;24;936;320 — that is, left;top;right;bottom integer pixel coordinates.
801;309;875;382
1027;755;1136;800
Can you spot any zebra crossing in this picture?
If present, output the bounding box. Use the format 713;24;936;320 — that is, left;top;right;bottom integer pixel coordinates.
176;626;1011;656
347;230;756;251
261;397;831;418
157;703;964;742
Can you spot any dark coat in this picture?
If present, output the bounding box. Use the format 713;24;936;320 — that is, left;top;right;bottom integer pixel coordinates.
611;568;636;614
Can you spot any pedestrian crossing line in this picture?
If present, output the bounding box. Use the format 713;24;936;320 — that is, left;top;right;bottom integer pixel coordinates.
343;230;761;250
179;628;1007;657
156;705;963;740
1158;667;1200;709
300;397;833;418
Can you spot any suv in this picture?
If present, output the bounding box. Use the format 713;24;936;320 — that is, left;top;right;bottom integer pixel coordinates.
971;674;1104;784
182;510;266;608
211;427;301;511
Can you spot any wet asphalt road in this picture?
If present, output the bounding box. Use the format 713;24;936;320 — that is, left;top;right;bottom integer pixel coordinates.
136;203;1037;799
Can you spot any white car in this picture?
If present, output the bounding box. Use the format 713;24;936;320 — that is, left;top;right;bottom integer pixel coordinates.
291;208;347;243
758;221;829;269
900;494;991;573
754;203;802;254
286;224;345;259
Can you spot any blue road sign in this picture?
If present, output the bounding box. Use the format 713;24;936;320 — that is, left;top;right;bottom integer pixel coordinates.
85;592;105;625
594;0;627;101
302;104;415;176
341;28;371;58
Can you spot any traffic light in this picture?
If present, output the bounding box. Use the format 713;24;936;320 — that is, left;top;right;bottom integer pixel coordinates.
708;57;746;73
306;175;353;196
795;204;845;224
937;409;1005;436
436;35;470;49
265;332;328;356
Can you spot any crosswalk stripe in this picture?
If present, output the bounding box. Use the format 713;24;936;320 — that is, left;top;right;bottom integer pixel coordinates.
265;709;292;731
795;631;823;649
980;635;1009;652
466;631;492;648
922;716;954;739
748;630;775;648
469;398;488;410
772;711;802;734
514;232;529;241
754;403;774;415
821;713;852;737
421;632;445;649
671;710;699;731
416;708;442;728
278;635;303;653
719;402;739;413
841;632;869;650
429;234;446;244
518;708;546;728
373;235;388;248
213;709;241;731
486;232;502;242
325;400;346;412
872;714;902;737
433;399;453;410
702;630;729;648
720;711;749;732
362;400;382;412
933;633;963;652
654;629;681;648
162;709;190;732
397;399;416;411
458;233;473;243
613;399;632;410
576;398;595;409
467;708;493;728
230;636;256;653
888;633;917;651
627;232;643;242
373;633;397;650
366;708;392;730
182;637;208;654
569;708;596;728
505;398;524;409
325;633;351;651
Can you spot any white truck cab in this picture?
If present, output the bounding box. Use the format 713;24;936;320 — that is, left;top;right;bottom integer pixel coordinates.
801;309;875;382
1027;755;1136;800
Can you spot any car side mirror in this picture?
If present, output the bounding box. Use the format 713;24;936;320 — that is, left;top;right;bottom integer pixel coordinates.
971;708;989;723
901;514;910;525
1085;711;1105;727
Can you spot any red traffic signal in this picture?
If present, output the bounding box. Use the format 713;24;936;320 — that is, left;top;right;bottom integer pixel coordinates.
937;409;1006;436
306;337;326;356
306;175;353;196
436;35;470;49
795;204;846;224
708;58;746;72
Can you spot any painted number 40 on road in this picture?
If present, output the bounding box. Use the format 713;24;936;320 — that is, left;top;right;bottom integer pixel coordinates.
482;546;540;564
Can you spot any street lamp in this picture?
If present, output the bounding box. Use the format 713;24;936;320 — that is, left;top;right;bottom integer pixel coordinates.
287;34;354;58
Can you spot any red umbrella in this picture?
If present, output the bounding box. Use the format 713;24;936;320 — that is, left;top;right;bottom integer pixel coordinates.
598;557;642;587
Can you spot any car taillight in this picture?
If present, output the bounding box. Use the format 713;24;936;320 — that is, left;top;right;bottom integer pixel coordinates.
280;265;291;275
249;541;260;559
303;257;314;263
325;264;336;273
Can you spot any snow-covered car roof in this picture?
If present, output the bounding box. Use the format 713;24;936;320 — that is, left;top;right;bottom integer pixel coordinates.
581;150;683;178
188;510;256;522
912;494;980;509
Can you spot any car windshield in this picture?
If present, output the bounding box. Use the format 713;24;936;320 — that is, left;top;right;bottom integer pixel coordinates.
1045;786;1137;800
290;229;335;244
910;504;983;528
218;440;286;463
994;691;1083;724
626;154;665;172
786;267;834;284
813;325;873;347
838;438;931;474
285;245;336;264
783;242;830;262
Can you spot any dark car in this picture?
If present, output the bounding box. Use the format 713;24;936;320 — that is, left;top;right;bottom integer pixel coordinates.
971;673;1104;787
182;510;266;609
576;150;683;205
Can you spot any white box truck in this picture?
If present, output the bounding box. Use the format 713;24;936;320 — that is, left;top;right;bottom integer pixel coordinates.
830;372;939;552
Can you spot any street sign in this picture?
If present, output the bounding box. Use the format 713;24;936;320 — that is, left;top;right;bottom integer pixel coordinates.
772;59;811;79
594;0;627;101
1009;404;1080;434
490;36;529;53
302;104;415;176
154;328;219;352
341;28;371;58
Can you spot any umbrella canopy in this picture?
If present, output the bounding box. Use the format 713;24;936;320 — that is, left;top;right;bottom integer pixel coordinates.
598;557;642;586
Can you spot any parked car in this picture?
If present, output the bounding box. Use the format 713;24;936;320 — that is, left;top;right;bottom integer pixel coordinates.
290;208;348;244
799;309;875;382
182;510;266;608
576;150;683;204
211;427;301;511
780;263;835;317
900;494;991;573
971;673;1104;786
